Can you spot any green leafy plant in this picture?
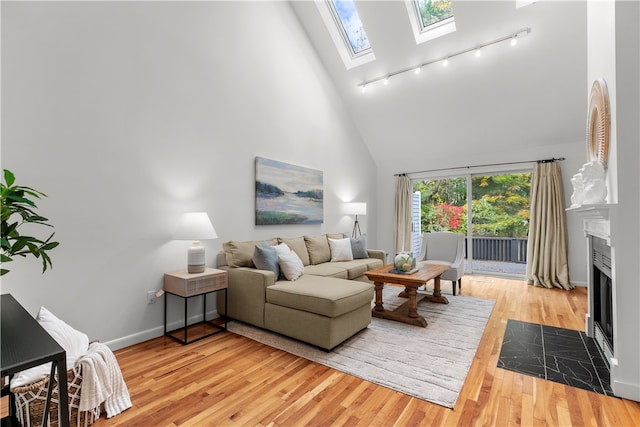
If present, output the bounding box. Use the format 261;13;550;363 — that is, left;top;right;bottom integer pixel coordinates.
1;169;59;276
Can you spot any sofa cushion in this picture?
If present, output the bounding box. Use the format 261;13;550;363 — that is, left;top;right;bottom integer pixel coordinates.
252;242;280;279
224;239;277;268
278;250;305;281
279;237;311;266
304;235;331;265
304;263;349;279
333;258;384;279
329;238;353;262
267;275;373;318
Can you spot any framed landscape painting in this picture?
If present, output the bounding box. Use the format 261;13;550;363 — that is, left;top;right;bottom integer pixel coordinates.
255;157;323;225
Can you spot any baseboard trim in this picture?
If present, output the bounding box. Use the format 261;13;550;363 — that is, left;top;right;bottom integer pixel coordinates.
612;378;640;402
104;309;221;351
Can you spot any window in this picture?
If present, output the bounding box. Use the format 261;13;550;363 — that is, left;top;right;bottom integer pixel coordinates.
329;0;371;56
415;0;454;30
412;170;532;278
316;0;376;69
405;0;456;45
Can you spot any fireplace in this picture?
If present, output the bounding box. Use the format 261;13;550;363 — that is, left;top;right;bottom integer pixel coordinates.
567;204;615;369
592;236;613;365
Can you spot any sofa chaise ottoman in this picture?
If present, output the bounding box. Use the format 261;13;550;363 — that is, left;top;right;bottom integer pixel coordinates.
215;234;386;350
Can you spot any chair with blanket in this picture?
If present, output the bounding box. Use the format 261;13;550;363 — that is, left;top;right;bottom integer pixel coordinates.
9;307;131;427
415;231;465;295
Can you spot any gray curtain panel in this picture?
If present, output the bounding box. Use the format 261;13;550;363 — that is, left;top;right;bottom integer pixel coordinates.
394;174;413;255
526;161;573;289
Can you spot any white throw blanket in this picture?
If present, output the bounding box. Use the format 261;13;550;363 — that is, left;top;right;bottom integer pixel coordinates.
77;342;132;418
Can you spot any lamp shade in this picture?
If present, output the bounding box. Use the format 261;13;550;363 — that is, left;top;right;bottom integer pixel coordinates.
344;202;367;216
174;212;217;241
174;212;217;274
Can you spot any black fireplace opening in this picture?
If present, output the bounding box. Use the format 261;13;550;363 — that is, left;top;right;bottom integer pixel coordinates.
592;237;613;350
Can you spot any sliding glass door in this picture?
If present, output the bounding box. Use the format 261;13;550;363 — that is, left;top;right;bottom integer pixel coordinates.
412;170;531;278
470;173;530;276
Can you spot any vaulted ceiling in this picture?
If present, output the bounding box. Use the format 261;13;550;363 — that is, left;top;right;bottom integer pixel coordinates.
290;1;587;169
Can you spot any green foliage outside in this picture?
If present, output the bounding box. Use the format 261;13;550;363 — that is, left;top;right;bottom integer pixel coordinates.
413;173;531;238
417;0;453;27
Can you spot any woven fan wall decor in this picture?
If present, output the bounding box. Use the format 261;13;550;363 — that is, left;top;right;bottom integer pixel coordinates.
587;78;611;170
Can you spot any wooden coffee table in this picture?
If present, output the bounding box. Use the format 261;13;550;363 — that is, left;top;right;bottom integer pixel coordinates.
365;263;450;327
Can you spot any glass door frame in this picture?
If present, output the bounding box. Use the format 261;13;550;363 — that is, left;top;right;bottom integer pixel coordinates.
411;163;533;279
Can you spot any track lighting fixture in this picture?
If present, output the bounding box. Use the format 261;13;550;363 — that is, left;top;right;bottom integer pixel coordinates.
357;27;531;92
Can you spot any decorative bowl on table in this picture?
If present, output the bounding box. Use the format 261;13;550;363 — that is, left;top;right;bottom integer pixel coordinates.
393;252;415;273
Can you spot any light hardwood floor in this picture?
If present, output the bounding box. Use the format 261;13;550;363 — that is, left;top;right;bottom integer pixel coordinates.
8;277;640;426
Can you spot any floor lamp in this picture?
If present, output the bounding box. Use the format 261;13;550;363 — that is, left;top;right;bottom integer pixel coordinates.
344;202;367;238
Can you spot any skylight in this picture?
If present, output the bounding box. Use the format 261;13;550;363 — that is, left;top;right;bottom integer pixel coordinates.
329;0;371;56
405;0;456;45
315;0;376;70
415;0;454;31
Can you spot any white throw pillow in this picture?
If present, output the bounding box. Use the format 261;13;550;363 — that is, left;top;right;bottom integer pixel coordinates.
11;307;89;387
273;242;291;257
329;238;354;262
278;250;304;281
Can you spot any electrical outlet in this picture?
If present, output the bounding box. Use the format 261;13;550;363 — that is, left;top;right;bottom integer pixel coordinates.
147;290;157;304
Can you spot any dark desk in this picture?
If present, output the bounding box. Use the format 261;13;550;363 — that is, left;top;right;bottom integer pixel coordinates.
1;294;70;427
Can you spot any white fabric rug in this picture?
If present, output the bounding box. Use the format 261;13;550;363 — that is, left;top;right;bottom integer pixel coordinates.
227;286;495;408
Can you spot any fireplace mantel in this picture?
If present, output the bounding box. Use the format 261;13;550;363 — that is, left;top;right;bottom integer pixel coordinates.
566;203;617;244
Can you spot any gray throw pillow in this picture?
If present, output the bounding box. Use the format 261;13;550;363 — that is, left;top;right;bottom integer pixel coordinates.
252;242;280;279
344;233;368;259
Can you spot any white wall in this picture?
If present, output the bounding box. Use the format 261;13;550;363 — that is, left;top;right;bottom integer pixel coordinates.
586;0;639;401
1;2;377;348
375;141;589;284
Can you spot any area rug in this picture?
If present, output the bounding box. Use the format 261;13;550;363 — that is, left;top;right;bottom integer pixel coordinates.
227;286;495;408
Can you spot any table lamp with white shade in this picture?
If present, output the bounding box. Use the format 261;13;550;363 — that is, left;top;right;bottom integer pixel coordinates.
174;212;218;273
344;202;367;238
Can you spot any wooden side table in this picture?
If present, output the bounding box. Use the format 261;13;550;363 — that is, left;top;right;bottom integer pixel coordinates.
163;268;228;345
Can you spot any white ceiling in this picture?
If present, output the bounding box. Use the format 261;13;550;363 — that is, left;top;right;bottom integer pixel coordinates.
290;0;587;169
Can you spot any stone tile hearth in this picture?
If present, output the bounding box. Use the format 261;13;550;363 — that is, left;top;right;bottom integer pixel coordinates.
498;319;614;396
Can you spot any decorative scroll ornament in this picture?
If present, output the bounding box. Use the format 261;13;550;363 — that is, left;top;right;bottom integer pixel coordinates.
586;78;611;170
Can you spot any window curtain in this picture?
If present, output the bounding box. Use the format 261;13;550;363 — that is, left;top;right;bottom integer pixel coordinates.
526;161;573;289
394;174;412;255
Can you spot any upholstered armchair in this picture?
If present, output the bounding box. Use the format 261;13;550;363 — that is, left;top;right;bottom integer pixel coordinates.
415;232;465;295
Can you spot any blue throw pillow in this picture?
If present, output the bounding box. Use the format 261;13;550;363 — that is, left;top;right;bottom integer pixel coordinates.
252;242;280;279
344;234;368;259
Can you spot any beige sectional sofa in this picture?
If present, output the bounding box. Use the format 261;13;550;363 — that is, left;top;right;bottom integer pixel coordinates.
215;234;386;350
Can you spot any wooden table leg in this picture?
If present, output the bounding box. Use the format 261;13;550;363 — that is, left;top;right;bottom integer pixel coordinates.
373;281;384;312
406;286;419;318
427;276;449;304
433;276;442;298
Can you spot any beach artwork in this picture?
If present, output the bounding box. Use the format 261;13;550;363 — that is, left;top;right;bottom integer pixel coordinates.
255;157;323;225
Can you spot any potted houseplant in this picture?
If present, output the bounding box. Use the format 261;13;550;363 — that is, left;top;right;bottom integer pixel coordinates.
1;169;59;276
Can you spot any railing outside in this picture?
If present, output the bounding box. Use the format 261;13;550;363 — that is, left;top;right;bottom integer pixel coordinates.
464;237;528;264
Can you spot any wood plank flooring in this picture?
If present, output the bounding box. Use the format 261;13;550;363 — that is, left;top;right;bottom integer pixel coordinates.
6;276;640;426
